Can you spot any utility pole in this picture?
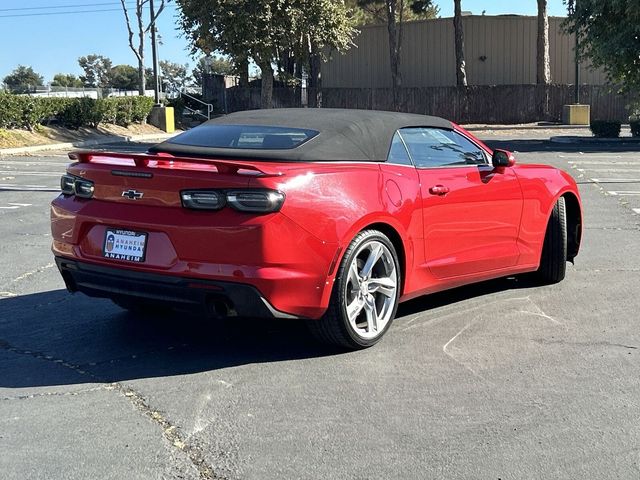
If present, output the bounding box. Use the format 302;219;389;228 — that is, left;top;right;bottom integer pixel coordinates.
574;0;580;104
149;0;161;105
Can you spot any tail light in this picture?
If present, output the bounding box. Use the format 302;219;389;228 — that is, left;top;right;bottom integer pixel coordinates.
60;174;75;195
181;190;226;210
226;190;285;213
180;189;285;213
60;174;94;199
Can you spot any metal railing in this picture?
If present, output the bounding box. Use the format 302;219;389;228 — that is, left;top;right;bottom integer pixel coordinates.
180;90;214;120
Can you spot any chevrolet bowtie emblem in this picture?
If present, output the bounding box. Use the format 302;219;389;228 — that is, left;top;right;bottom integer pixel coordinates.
122;189;144;200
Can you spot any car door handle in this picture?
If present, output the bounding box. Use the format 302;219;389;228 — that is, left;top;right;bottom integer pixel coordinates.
429;185;450;196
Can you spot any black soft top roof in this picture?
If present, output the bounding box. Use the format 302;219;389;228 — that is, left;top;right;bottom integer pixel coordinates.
149;108;454;162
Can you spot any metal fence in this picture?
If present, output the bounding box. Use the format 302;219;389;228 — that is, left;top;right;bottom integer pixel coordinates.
1;84;160;99
322;16;608;88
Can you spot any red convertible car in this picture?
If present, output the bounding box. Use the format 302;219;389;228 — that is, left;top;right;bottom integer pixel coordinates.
51;109;582;349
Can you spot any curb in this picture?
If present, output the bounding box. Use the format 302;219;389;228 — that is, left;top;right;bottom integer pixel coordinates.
0;132;178;156
463;124;594;132
550;135;640;144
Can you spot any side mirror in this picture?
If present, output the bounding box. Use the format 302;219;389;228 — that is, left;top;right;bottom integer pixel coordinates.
492;149;516;168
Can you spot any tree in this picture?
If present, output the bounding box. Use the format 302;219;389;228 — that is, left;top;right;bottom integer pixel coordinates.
453;0;467;86
159;60;192;92
51;74;84;88
78;54;113;88
177;0;355;109
356;0;436;109
3;65;44;93
536;0;551;84
564;0;640;110
295;0;357;108
110;64;139;90
348;0;438;25
192;55;234;87
119;0;166;95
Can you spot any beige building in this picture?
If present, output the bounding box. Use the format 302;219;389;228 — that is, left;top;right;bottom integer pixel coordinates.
322;15;607;88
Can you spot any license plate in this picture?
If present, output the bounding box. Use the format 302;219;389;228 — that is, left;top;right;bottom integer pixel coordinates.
103;229;147;263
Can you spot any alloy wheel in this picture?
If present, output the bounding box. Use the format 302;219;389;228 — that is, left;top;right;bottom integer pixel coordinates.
344;240;398;339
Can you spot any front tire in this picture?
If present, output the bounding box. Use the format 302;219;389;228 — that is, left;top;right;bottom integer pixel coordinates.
536;196;567;284
307;230;401;349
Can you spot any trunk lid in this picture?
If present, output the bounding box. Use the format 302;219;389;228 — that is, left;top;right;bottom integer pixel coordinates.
66;151;285;207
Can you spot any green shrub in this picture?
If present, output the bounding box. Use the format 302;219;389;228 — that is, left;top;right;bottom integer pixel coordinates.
0;92;22;129
95;98;118;125
59;97;98;128
0;93;156;130
114;98;133;127
630;120;640;138
131;96;154;123
590;120;621;138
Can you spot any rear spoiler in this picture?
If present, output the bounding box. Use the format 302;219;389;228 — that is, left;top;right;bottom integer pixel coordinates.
68;151;284;177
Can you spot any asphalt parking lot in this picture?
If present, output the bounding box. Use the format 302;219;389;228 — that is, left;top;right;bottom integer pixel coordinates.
1;137;640;479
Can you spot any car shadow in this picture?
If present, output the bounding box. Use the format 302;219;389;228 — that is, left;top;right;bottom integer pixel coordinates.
0;276;541;389
396;274;539;317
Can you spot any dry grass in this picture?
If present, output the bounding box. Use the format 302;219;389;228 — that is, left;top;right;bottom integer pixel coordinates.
0;123;166;149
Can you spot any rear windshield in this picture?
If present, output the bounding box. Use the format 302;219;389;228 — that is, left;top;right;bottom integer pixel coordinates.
166;124;319;150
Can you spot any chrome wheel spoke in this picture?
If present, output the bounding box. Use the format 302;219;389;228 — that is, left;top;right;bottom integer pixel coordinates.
348;261;361;289
360;243;383;279
364;294;378;333
346;296;365;321
368;275;396;298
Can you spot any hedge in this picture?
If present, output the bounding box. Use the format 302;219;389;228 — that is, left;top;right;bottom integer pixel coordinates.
590;120;621;138
631;120;640;138
0;92;155;130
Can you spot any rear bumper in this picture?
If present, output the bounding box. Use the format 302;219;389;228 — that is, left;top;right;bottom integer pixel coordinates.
56;257;301;319
51;196;339;318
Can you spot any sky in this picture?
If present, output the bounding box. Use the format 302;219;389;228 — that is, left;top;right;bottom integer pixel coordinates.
0;0;569;84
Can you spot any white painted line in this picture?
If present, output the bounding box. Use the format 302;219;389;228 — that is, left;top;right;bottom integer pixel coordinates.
0;171;62;176
608;191;640;196
578;168;640;173
568;161;640;166
0;206;19;210
0;161;70;167
633;208;640;215
560;154;628;159
8;203;32;207
591;178;640;183
0;184;59;191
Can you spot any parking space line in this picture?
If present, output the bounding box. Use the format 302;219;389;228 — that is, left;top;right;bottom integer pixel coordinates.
607;191;640;196
0;161;70;167
0;171;63;177
0;184;59;192
580;169;640;173
633;209;640;215
591;178;640;183
568;161;640;166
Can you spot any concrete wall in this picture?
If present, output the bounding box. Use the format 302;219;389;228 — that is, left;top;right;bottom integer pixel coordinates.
322;16;607;88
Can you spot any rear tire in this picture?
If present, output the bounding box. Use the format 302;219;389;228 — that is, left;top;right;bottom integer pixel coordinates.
307;229;401;349
536;196;567;284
